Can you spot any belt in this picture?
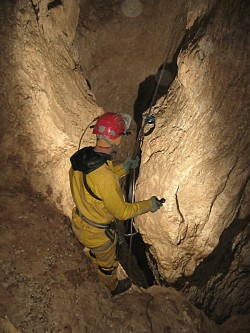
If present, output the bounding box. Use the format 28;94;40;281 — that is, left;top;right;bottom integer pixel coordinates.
76;208;113;229
75;208;117;243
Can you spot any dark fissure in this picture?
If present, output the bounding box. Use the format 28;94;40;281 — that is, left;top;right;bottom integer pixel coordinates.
119;60;178;288
47;0;62;10
134;60;178;131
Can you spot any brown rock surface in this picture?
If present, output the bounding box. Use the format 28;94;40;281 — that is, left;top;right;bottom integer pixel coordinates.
0;0;101;215
136;0;250;323
75;0;187;116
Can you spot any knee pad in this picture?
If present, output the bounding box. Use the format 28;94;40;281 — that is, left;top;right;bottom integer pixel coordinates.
89;250;96;259
98;265;116;276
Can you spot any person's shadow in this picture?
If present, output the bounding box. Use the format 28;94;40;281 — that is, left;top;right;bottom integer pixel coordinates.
122;61;177;287
134;62;177;132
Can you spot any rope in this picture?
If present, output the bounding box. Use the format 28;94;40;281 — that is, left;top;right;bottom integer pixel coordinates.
125;47;170;304
147;49;169;116
78;117;99;150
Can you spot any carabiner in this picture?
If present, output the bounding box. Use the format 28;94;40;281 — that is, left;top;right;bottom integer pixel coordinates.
143;114;156;136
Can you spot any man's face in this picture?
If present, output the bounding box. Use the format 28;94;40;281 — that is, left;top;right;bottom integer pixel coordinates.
111;136;122;154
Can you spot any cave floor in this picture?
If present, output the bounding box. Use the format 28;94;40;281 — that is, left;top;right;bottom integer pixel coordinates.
0;188;158;332
0;188;249;333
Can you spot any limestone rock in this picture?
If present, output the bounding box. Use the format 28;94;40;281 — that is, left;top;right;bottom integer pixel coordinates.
0;0;101;215
172;215;250;323
136;0;250;321
75;0;187;116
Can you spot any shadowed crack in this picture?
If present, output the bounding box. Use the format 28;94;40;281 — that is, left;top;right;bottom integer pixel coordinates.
48;0;62;10
175;186;187;245
172;214;250;323
30;0;39;23
206;157;239;223
175;185;185;224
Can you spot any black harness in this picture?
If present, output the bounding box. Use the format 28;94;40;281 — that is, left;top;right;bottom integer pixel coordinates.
83;173;102;201
78;173;118;243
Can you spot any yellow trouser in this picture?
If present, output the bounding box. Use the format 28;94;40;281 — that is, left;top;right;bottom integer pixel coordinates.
71;208;118;291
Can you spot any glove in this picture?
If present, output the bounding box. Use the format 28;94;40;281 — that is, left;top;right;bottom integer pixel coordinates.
150;196;163;213
123;156;139;171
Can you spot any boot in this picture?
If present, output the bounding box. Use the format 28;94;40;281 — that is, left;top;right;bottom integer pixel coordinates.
111;278;132;296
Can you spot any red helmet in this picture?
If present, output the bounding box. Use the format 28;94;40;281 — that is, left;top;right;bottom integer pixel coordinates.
93;112;126;139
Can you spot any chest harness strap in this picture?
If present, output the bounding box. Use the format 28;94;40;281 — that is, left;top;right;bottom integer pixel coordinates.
83;173;102;201
79;171;122;247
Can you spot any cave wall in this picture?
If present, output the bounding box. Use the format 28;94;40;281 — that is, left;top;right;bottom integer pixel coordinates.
136;0;250;321
0;0;101;214
0;0;249;326
75;0;187;117
75;0;194;168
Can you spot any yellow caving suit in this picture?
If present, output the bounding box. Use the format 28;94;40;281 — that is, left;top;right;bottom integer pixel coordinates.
69;146;152;291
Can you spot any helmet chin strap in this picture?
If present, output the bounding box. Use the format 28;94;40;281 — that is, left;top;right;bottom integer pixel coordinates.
103;137;120;153
96;136;121;153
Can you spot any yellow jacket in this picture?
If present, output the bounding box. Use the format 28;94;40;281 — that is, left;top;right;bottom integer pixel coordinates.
69;147;152;224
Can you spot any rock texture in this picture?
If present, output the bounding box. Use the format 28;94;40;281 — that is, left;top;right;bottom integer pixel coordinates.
136;0;250;323
75;0;187;116
0;0;101;215
75;0;191;160
0;188;239;333
0;0;249;330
